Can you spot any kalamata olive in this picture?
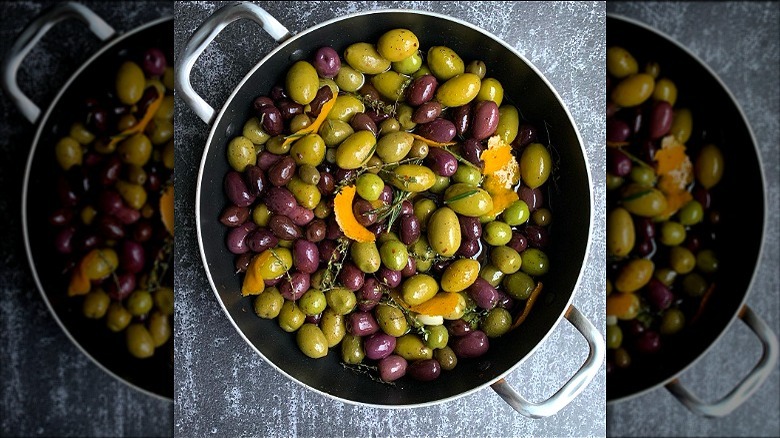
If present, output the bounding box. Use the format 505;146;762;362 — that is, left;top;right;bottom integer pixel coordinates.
347;312;380;337
377;185;393;204
518;186;543;212
358;83;381;102
305;219;326;243
279;271;310;301
265;187;297;216
606;117;631;142
635;330;661;354
54;227;76;254
226;221;256;254
369;221;389;238
408;359;441;381
399;214;421;245
350;113;378;135
252;96;274;111
634;217;656;241
365;333;396;360
353;199;377;227
49;208;74;227
468;278;499;310
326;217;343;240
378;355;407;382
430;259;452;276
98;156;122;186
456;239;481;258
453;104;471;136
626;319;646;337
525;225;550;249
693;185;711;210
57;178;79;207
144;168;162;193
360;278;383;302
649;100;673;139
607;147;632;177
471;100;499;140
244;164;267;197
257;151;283;171
513;123;538;150
97;215;125;240
317;172;335;195
507;232;528;253
246;228;278;253
365;109;389;124
447;318;473;337
264;277;282;287
629;106;643;134
135;87;160;116
293;239;319;274
335;168;358;184
75;230;102;253
424;146;457;177
307;86;333;118
269;85;287;101
376;267;401;288
399;200;413;216
645;278;673;311
106;272;136;301
406;74;438;106
256;105;283;137
97;191;123;215
452;330;489;358
219;205;249;227
339;262;365;291
224;171;256;207
276;99;304;121
142;48;167;76
234;252;252;274
120;240;145;274
132;220;153;242
87;107;109;132
305;313;322;325
412;101;442;124
635;238;654;257
318;239;337;263
462;138;485;167
684;231;702;253
458;216;482;241
639;139;657;163
401;256;416;278
313;46;341;78
496;290;516;311
289;205;315;226
114;205;140;225
416;118;456;143
268;215;301;240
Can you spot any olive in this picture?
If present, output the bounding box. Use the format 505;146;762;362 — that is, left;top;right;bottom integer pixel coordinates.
696;249;719;273
660;308;686;335
227;136;257;172
606;292;641;320
393;51;423;75
116;61;145;105
621;184;668;217
375;303;408;337
126;323;154;359
394;334;433;361
376;131;414;163
341;333;365;364
670;108;693;143
695;144;724;189
606;46;638;78
481;307;512;338
491;246;522;275
503;271;535;300
387;164;436;192
401;274;439;306
440;259;480;293
296;324;329;359
519;248;549;276
519;143;552;189
678;200;704;226
334;65;365;92
435;73;481;107
376;28;419;62
424;325;449;349
55;137;83;170
434;346;458;371
427;207;461;257
371;70;409;101
615;259;654;293
606;324;623;349
653;78;678;106
285;61;319;104
426;46;464;80
443;183;493;217
484;221;512;246
611;73;655;107
607;207;635;257
682;272;708;297
320;309;346;347
407;74;438;106
253;287;284;319
496;105;520;144
380;240;409;271
312;46;341;78
335;131;376;170
82;289;110;319
343;41;391;73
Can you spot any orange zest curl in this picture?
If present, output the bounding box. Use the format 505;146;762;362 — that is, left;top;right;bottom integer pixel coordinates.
333;185;376;243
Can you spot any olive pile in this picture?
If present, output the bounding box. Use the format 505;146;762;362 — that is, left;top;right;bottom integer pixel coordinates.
50;47;174;359
605;46;723;373
221;28;554;382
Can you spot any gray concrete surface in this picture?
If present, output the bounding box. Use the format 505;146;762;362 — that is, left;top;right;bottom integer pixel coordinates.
173;1;606;437
0;2;173;437
606;2;780;437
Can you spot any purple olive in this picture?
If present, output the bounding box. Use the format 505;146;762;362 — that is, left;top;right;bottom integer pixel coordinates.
378;355;407;382
312;46;341;78
347;312;380;337
458;215;482;241
219;205;250;227
234;252;253;274
607;147;632;177
98;190;123;215
142;48;167;76
358;83;381;102
264;187;297;216
293;239;319;274
326;217;343;240
289;205;315;227
634;217;656;241
635;238;655;257
447;318;473;337
468;278;499;310
268;215;302;240
133;220;153;242
456;239;481;258
462;138;485;168
635;330;661;354
416;118;456;144
120;240;145;274
49;208;74;227
256;104;284;136
339;262;365;291
424;146;458;177
645;278;673;311
97;215;125;240
406;74;438;106
518;186;543;212
408;359;442;381
649;101;673;139
365;108;389;124
399;200;413;216
268;156;297;187
317;172;335;195
513;123;538;150
54;226;76;254
471;100;499;140
98;157;122;186
280;271;310;301
305;219;327;243
244;164;267;197
253;96;275;111
525;225;550;249
106;272;136;301
401;256;416;278
364;332;396;360
496;290;516;311
269;86;287;101
606;117;631;142
318;239;337;263
412;101;442;124
276;99;304;121
257;151;283;171
693;186;711;210
399;214;421;245
376;267;401;288
226;222;257;254
224;171;256;207
639;139;658;163
453;104;472;136
308;86;333;118
246;228;278;253
629;106;643;134
305;312;322;325
452;330;490;358
350;113;378;135
360;278;383;302
377;185;393;204
114;206;140;225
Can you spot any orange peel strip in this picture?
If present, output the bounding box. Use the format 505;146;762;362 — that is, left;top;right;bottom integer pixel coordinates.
409;133;457;148
160;184;174;236
282;94;337;147
107;83;165;151
409;292;461;316
67;263;90;297
333;185;375;243
510;281;543;331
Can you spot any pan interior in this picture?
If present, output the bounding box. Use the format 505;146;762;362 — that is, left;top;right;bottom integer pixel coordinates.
199;11;591;405
606;16;764;402
25;19;174;400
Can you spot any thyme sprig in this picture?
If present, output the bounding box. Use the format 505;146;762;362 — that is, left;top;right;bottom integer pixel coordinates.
320;236;351;292
340;362;396;386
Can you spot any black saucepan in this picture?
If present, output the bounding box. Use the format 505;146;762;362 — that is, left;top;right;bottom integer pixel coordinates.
606;14;778;416
3;3;173;400
179;2;603;416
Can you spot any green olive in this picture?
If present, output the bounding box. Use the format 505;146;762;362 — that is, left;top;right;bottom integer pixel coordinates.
519;143;551;189
495;105;519;144
409;235;434;272
253;287;284;319
481;307;512;338
387;164;436;192
126;323;154;359
629;165;656;186
377;28;419;62
443;183;493;217
325;287;358;315
427;46;465;80
682;272;708;297
344;42;391;74
434;346;458;370
621;184;668;217
319;119;354;147
611;73;655;107
296;324;329;359
413;198;437;231
264;135;289;155
392;52;423;75
350;241;381;274
287;176;321;210
659;221;686;246
320;308;346;347
148;119;173;145
371;71;410;101
502;200;530;226
380;240;409;271
401;274;439;305
615;259;654;293
660;308;686;335
396;103;417;131
653;78;678;106
297;164;321;186
278;300;306;332
670;108;693;143
606;173;625;191
441;259;480;293
153;287;174;315
252;203;271;227
297;288;326;316
285;60;319;104
341;333;365;364
118;133;152;166
334;65;365;92
394;333;433;361
376;131;414;163
413;64;432;78
106;302;132;332
148;312;171;347
695;144;724;189
476;78;504;106
435;73;481;107
484;221;512;246
532;208;551;226
356;173;384;201
227;135;257;172
328;95;365;122
335;130;376;170
379;117;401;134
520;248;550;276
696;249;719;273
69;122;95;145
429;175;450;194
427;207;461;257
678;200;704;226
452;164;481;186
655;268;678;286
607;207;636;257
480;264;504;287
491;246;522;275
376;303;408;337
289;113;312;133
116;61;145;105
253;248;293;280
606;324;623;349
55;137;82;170
424;324;449;349
606;46;638;78
503;271;535;300
126;290;152;317
82;289;109;319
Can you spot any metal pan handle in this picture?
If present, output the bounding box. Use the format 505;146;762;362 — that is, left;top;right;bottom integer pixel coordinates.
491;305;605;418
665;306;779;417
175;1;292;125
1;2;115;124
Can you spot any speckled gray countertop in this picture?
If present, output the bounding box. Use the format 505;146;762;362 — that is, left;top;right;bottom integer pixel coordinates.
173;1;605;437
605;2;780;438
0;2;173;437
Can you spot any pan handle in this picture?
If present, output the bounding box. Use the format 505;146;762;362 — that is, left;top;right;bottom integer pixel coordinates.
491;305;605;418
175;2;292;125
665;306;779;417
1;2;115;124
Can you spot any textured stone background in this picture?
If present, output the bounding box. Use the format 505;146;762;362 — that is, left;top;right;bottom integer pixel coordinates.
606;2;780;438
0;2;173;437
173;1;605;437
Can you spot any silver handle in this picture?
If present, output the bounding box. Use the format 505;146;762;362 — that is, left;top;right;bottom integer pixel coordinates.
1;1;115;123
175;1;292;125
491;305;605;418
666;306;779;417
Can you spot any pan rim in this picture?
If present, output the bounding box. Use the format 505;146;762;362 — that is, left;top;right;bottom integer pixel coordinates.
605;13;769;405
20;15;175;403
194;7;595;408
